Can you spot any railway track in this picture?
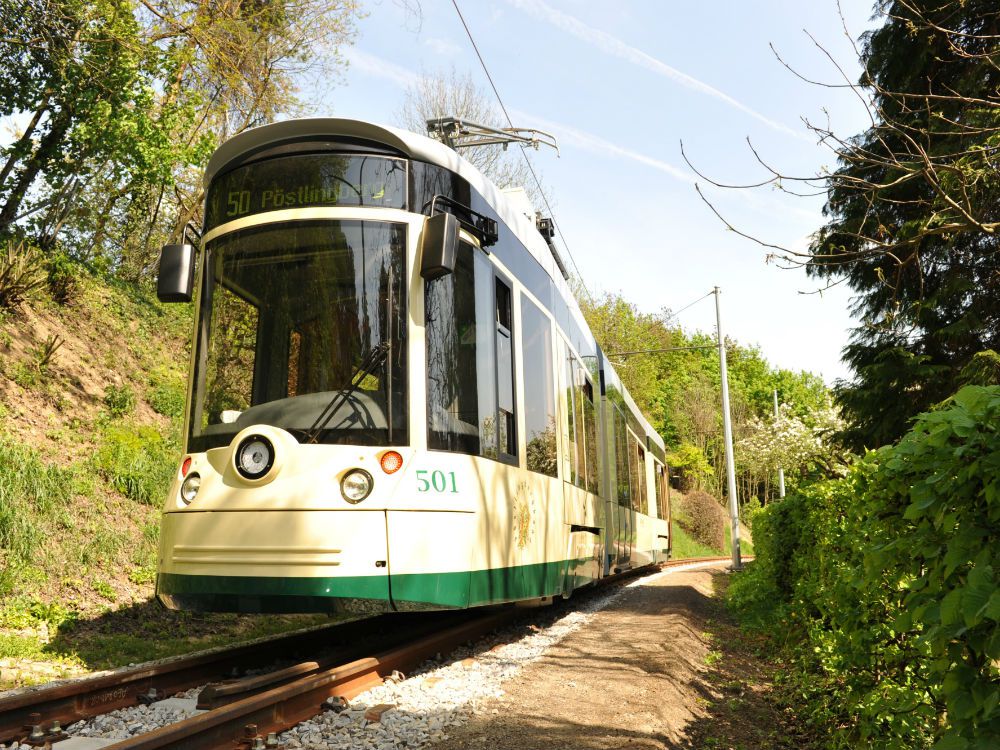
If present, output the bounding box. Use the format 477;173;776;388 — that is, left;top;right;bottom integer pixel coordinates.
2;557;736;749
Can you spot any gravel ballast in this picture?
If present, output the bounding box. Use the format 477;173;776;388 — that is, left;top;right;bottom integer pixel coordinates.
1;562;721;750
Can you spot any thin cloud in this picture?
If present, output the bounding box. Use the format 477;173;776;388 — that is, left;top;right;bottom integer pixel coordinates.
505;0;807;141
423;36;462;57
344;47;421;88
516;111;695;183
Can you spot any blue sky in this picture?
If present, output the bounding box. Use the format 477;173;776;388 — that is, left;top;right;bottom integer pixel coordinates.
320;0;878;385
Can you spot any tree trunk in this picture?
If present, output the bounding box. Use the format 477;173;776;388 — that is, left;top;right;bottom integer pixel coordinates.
0;110;72;232
0;103;48;192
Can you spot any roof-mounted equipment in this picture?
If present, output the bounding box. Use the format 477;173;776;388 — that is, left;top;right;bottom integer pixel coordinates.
426;117;559;155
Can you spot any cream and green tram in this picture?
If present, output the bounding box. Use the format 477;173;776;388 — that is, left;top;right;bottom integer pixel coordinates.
154;118;671;613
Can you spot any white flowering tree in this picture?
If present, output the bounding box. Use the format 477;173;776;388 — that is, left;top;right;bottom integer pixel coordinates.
735;402;846;508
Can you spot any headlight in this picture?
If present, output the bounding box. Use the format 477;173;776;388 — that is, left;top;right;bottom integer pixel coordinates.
236;435;274;480
180;473;201;504
341;469;373;503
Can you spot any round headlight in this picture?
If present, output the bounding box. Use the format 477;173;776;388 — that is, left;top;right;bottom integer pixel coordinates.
180;473;201;504
341;469;373;503
236;435;274;480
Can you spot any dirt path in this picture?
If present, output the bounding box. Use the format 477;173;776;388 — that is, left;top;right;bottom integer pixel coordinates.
433;565;806;750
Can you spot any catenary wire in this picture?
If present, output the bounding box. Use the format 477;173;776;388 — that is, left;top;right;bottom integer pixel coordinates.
450;0;594;303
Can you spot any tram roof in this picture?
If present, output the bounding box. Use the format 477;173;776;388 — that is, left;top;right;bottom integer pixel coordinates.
206;118;574;308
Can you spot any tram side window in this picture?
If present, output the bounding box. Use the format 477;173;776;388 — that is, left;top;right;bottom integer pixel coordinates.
521;297;557;476
495;278;516;460
654;461;669;521
634;441;647;514
563;352;579;485
581;377;599;493
426;245;498;457
614;407;631;507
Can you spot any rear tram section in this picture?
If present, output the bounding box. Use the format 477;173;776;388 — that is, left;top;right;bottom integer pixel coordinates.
154;119;672;614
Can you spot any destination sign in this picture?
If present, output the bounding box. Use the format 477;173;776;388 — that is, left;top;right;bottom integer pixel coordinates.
205;153;406;230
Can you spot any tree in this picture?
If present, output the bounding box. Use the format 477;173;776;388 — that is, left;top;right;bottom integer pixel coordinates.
686;1;1000;450
0;0;361;281
577;289;834;501
396;69;543;207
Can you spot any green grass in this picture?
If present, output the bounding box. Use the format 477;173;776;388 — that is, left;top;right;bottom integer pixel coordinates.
672;523;724;558
44;611;333;672
671;519;755;559
91;420;180;506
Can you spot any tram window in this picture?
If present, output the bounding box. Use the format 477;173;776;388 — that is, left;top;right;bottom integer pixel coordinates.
582;380;599;493
614;407;631;507
495;279;516;459
626;435;638;512
521;297;557;477
189;220;407;451
426;245;498;457
563;352;579;485
634;442;647;514
654;462;669;520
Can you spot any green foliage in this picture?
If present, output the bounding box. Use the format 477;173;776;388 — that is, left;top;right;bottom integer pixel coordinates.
578;290;836;501
103;383;136;417
675;490;727;552
671;522;724;559
666;442;713;490
147;369;186;418
729;386;1000;748
959;350;1000;388
45;251;82;306
92;422;178;506
807;2;1000;451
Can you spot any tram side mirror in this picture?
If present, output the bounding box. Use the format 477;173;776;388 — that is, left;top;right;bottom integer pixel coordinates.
420;212;459;281
157;243;196;303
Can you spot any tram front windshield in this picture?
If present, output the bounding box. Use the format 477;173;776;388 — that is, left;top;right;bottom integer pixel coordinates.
188;220;407;452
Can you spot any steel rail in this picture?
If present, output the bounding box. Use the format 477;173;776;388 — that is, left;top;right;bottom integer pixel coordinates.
0;611;458;745
103;609;520;750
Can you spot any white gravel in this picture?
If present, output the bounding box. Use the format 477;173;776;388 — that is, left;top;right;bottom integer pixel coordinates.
279;563;720;750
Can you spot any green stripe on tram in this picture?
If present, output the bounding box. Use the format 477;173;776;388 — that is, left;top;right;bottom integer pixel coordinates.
158;558;595;609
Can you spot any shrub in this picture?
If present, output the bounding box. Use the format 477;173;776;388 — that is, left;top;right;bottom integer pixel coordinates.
0;240;46;309
728;386;1000;748
92;423;178;506
45;252;81;306
676;489;726;551
103;384;136;417
148;380;186;418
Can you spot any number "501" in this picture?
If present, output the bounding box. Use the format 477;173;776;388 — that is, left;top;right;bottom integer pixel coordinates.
416;470;458;493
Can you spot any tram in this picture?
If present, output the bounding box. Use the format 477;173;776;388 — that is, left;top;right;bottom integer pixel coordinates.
154;118;672;613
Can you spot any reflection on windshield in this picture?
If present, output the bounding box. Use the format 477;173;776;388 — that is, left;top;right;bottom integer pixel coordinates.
188;220;407;451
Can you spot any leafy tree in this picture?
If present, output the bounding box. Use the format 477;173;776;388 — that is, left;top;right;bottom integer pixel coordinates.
688;1;1000;450
0;0;362;281
808;1;1000;451
578;289;835;502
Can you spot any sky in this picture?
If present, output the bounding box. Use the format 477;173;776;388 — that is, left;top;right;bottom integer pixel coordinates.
316;0;879;385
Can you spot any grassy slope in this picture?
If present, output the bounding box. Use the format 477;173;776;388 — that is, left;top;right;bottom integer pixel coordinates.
0;274;326;689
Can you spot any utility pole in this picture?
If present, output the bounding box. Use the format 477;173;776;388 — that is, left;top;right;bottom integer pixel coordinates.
773;389;786;499
715;287;742;571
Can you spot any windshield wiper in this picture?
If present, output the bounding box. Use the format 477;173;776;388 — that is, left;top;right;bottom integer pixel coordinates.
303;342;391;444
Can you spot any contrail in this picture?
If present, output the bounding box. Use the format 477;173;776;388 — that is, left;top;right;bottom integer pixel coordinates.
505;0;808;141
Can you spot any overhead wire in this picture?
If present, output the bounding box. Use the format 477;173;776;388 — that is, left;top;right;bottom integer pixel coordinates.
449;0;594;303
